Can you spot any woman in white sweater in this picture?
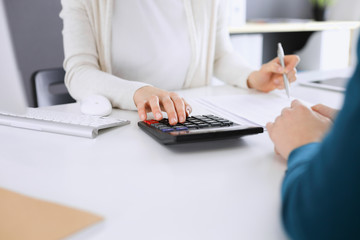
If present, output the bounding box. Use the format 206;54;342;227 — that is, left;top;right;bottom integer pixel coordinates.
60;0;299;125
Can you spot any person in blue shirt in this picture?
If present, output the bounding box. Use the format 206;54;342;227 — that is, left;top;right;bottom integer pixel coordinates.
266;35;360;240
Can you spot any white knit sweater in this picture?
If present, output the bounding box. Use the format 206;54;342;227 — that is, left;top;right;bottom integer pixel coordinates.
111;0;191;91
60;0;254;110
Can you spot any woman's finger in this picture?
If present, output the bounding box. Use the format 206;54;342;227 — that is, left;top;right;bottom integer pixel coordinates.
170;93;186;123
264;60;284;74
149;96;163;121
291;99;302;108
274;147;280;155
275;77;285;89
286;69;297;83
136;101;147;121
284;55;300;72
311;104;338;121
266;122;274;133
161;96;178;125
183;98;192;117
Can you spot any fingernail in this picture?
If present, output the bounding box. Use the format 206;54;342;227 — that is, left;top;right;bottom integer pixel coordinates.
186;107;192;114
156;113;162;119
278;67;283;73
141;114;146;120
274;79;280;85
179;116;185;122
172;117;177;124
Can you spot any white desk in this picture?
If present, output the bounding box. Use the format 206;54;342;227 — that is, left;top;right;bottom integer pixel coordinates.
0;76;344;240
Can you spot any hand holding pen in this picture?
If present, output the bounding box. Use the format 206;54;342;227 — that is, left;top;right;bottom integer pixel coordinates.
247;44;300;94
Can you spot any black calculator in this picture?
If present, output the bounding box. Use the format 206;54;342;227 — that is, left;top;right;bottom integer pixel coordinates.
138;115;263;145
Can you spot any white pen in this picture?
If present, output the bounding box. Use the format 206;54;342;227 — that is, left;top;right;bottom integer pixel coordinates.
277;43;290;98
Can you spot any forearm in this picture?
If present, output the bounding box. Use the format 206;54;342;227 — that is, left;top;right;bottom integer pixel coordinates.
213;50;254;89
65;60;149;110
213;1;254;89
60;0;149;110
281;142;345;240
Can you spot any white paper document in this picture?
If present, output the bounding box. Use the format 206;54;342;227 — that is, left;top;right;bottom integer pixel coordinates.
192;93;310;128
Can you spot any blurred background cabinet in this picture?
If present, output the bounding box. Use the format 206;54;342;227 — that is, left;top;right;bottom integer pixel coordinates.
229;21;360;71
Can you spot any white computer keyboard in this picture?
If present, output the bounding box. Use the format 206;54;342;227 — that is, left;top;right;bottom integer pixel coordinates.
0;108;130;138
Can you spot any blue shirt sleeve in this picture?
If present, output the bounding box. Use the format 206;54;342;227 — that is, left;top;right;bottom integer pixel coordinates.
281;36;360;240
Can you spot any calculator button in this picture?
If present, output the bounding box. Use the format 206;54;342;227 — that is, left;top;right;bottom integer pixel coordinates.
158;125;171;129
155;125;169;129
161;128;175;132
187;117;197;120
174;126;188;131
144;120;159;125
205;120;217;124
221;122;233;126
198;123;210;128
159;119;169;124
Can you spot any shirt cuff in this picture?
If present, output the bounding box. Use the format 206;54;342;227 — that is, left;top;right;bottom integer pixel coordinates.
113;82;151;111
236;67;254;89
288;142;321;170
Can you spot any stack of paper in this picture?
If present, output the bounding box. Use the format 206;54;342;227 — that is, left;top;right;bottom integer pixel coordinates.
192;92;310;128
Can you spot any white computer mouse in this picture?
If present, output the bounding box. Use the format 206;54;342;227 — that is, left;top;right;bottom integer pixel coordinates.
80;94;112;116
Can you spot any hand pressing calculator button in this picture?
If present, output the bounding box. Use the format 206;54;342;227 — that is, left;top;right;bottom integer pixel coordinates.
138;115;263;145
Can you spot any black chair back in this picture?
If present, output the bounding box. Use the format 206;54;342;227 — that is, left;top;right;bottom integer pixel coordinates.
32;68;75;107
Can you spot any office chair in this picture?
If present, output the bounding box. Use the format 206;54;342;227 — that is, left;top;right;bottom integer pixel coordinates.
31;68;75;107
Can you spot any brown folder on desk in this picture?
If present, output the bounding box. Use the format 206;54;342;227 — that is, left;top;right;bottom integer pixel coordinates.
0;187;103;240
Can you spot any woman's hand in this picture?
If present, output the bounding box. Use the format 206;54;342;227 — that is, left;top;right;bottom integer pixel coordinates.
266;100;333;160
133;86;192;125
247;55;300;92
